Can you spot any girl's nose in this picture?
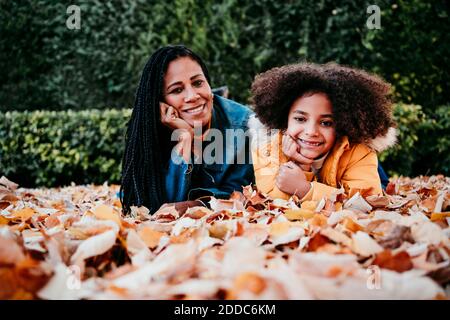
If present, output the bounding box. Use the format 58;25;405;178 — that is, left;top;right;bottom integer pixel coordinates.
304;123;319;136
184;86;200;102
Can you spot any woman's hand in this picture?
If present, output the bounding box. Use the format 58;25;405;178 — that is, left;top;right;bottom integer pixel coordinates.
160;102;193;134
276;161;311;198
161;102;194;163
282;134;313;171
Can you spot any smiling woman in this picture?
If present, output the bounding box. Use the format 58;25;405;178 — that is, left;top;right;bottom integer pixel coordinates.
120;45;255;215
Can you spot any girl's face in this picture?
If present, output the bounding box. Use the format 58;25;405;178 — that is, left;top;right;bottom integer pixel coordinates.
163;57;213;128
286;93;337;159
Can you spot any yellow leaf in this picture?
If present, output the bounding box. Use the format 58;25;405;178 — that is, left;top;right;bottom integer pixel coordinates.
430;212;450;221
92;204;121;227
0;216;8;225
284;209;315;221
12;207;35;221
342;217;364;233
113;199;122;208
138;227;165;249
209;223;229;240
301;201;317;211
269;222;292;237
310;214;328;227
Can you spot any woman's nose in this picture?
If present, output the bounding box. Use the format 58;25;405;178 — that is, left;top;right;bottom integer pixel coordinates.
184;86;200;102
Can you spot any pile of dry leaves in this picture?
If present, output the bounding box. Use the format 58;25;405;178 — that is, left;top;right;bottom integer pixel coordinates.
0;175;449;300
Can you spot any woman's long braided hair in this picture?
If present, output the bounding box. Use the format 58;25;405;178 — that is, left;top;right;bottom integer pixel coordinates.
120;45;211;215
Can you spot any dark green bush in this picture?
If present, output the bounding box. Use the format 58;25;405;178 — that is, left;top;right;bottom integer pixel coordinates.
0;109;130;187
380;104;450;177
1;104;448;188
1;0;448;111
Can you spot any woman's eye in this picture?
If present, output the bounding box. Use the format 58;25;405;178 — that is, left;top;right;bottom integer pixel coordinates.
170;87;183;94
193;80;203;87
294;117;306;123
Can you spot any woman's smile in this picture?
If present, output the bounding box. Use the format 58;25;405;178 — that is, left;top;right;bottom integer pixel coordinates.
182;103;206;115
163;57;213;128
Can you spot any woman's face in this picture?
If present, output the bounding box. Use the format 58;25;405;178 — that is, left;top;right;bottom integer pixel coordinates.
286;93;337;159
163;57;213;128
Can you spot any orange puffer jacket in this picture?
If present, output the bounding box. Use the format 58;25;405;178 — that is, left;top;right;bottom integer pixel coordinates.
251;128;397;201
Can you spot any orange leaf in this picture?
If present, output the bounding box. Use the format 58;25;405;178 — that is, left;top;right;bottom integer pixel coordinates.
386;182;396;195
170;229;192;244
430;212;450;221
11;208;35;221
113;199;122;208
372;250;413;272
301;201;317;211
307;233;331;252
138;227;165;249
0;216;9;225
92;204;121;227
342;217;364;233
284;208;314;221
269;222;291;237
309;214;328;227
233;272;266;294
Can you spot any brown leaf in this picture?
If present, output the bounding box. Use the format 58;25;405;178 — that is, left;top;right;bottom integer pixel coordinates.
372;250;413;272
385;182;396;195
0;237;25;265
0;176;19;190
307;233;332;252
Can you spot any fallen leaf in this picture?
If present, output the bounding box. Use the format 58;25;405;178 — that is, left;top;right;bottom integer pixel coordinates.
372;250;413;272
92;204;121;227
11;208;36;222
137;227;165;250
352;231;384;257
70;229;117;266
0;176;19;190
284;208;314;221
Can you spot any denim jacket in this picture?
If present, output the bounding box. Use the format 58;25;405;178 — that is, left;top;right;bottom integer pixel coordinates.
165;95;255;202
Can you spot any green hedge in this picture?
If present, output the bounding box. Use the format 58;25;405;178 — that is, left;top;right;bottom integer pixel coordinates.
0;109;130;187
0;104;448;188
1;0;449;112
380;104;450;177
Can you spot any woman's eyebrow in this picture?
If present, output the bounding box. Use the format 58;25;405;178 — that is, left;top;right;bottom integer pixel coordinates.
166;81;182;90
166;74;204;90
190;74;203;80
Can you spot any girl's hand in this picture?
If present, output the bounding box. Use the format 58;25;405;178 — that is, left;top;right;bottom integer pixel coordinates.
276;161;311;197
282;134;313;171
160;102;193;134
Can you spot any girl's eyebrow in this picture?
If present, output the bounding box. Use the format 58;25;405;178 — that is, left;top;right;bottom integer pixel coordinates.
166;74;204;90
293;110;333;118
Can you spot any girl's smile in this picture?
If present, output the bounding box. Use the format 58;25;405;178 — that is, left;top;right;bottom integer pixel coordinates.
286;92;337;160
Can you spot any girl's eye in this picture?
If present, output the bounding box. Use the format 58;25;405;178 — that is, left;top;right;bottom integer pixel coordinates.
294;117;306;123
321;120;334;127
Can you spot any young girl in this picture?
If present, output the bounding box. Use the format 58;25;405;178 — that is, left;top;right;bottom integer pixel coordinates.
251;63;397;201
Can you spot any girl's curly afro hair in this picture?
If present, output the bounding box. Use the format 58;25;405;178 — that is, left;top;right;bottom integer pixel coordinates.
250;62;396;144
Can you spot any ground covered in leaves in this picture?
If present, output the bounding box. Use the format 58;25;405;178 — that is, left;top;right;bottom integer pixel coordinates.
0;175;449;300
